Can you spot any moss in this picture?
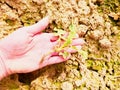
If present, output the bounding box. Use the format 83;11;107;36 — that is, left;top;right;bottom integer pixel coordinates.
20;13;36;26
98;0;120;13
5;19;15;26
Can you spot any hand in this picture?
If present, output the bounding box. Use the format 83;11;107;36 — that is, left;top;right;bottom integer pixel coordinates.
0;17;85;76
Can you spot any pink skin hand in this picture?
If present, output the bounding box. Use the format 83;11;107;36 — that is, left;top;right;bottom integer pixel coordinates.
0;16;85;76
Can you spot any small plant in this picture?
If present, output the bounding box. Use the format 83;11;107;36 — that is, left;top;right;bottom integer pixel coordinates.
54;24;88;59
54;24;77;58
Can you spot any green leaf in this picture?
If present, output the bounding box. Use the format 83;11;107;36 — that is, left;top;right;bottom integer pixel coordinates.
54;27;66;40
78;50;88;60
54;24;87;60
59;51;70;59
60;24;77;49
54;28;66;36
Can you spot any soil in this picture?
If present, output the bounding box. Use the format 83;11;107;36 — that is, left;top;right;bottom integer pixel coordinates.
0;0;120;90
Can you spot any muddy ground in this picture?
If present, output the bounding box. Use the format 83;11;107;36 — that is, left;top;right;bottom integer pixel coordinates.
0;0;120;90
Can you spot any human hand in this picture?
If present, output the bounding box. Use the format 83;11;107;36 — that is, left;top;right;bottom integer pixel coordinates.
0;17;85;77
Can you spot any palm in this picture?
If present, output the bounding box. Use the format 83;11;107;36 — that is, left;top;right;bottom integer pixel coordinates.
1;30;56;59
2;30;58;73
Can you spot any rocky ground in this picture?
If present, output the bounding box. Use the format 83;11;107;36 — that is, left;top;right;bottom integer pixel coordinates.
0;0;120;90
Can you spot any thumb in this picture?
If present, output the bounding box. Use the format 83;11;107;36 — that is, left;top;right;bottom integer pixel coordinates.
27;16;49;35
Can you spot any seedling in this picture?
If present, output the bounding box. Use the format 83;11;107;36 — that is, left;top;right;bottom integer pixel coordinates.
54;24;76;58
54;24;88;59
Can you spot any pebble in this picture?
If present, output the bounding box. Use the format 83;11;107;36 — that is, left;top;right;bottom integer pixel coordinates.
61;81;73;90
99;38;111;48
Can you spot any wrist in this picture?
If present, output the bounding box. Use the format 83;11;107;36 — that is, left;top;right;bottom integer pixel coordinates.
0;51;11;80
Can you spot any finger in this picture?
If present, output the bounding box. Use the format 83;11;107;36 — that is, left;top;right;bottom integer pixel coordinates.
47;56;66;65
63;33;79;39
66;45;82;53
50;36;59;42
72;38;85;46
27;16;49;35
